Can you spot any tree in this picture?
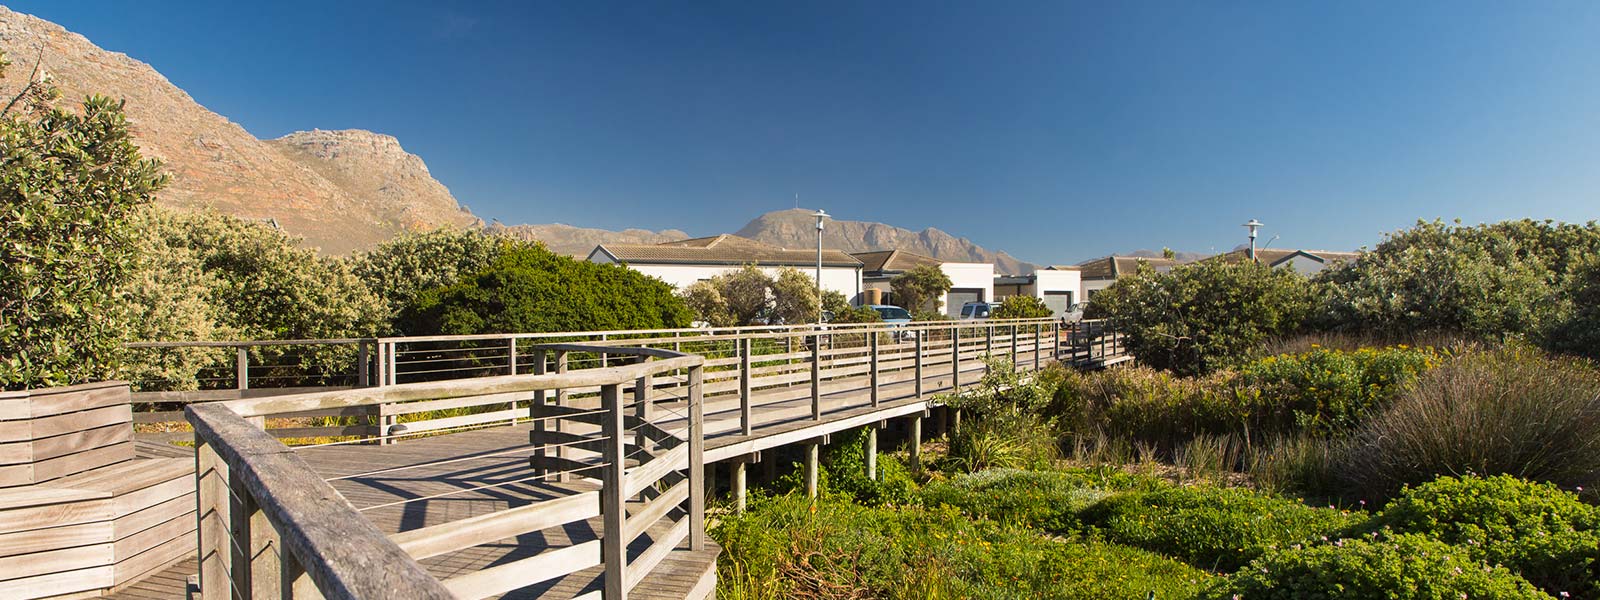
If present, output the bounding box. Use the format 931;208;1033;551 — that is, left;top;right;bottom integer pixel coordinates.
1315;219;1576;340
350;228;504;324
2;52;168;389
1546;258;1600;361
821;290;851;316
400;243;692;334
770;267;821;325
680;280;735;327
1089;260;1316;376
992;295;1052;319
891;265;953;317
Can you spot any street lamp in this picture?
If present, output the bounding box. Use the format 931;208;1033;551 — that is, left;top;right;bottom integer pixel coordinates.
1242;219;1264;261
813;209;828;324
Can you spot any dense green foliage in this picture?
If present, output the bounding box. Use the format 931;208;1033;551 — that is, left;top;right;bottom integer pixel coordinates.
1237;344;1438;435
1087;259;1317;376
991;294;1052;319
1338;347;1600;499
1318;219;1600;343
1208;532;1550;600
1;72;167;389
349;228;504;325
1548;259;1600;361
679;265;820;326
713;494;1212;600
1082;485;1362;572
943;359;1060;471
817;427;919;507
889;264;952;317
920;468;1154;532
400;243;691;335
1378;475;1600;599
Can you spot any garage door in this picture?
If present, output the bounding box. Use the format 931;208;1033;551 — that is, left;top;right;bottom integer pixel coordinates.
1043;291;1075;317
946;288;983;317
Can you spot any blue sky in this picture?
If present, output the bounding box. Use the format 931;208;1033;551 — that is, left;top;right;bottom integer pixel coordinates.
12;1;1600;263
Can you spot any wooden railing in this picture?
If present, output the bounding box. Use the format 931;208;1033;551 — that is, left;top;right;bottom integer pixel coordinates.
187;344;705;600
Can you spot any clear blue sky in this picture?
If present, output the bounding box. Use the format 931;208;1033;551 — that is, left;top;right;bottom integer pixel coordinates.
12;1;1600;263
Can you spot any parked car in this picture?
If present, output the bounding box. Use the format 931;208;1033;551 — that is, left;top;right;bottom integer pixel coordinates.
865;304;917;341
958;301;993;320
1062;302;1088;324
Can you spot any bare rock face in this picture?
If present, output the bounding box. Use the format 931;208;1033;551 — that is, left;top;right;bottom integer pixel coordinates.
0;6;478;254
487;222;691;257
736;209;1038;274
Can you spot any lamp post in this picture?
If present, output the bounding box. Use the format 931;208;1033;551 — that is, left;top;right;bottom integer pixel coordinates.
813;209;828;324
1242;219;1263;261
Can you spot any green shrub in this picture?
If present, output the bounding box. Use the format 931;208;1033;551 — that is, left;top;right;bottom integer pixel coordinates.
713;494;1212;600
920;468;1158;532
820;427;919;507
349;228;503;324
945;359;1060;471
992;295;1052;319
1080;485;1362;572
890;264;953;316
1548;258;1600;362
1207;532;1550;600
1086;259;1317;376
1338;347;1600;500
1049;365;1267;454
399;243;692;334
1379;475;1600;599
1239;345;1438;435
1246;433;1341;498
2;88;167;389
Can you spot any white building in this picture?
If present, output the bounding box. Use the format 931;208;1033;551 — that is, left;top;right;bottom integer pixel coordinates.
993;266;1083;317
853;250;994;317
587;234;864;299
1075;255;1180;302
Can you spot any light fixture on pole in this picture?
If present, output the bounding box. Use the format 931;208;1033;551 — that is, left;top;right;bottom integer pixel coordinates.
1242;219;1264;261
813;209;828;324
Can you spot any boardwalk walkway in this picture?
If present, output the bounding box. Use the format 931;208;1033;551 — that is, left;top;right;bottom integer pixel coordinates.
105;319;1117;599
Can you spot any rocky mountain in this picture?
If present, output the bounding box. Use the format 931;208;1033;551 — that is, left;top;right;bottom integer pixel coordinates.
736;209;1037;274
0;6;479;254
487;222;689;256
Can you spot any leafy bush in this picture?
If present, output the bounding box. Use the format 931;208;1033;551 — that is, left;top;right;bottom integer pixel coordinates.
1316;219;1600;343
1208;532;1550;600
1548;258;1600;362
890;264;953;317
713;494;1212;600
1379;475;1600;599
1337;347;1600;500
1087;259;1317;376
349;228;503;324
399;243;692;334
992;295;1052;319
679;265;820;326
1239;345;1438;435
2;87;167;389
945;359;1059;471
1080;485;1362;572
819;427;919;507
920;468;1158;532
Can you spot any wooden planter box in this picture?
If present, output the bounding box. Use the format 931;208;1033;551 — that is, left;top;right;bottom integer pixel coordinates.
0;382;196;599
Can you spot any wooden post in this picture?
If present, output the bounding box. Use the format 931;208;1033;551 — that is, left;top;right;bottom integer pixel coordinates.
357;342;370;387
599;333;609;367
739;337;752;435
914;332;924;398
804;442;820;499
1034;323;1042;371
986;325;994;358
1010;324;1019;370
236;347;249;391
599;383;626;600
869;333;880;407
810;333;822;420
910;416;923;471
865;427;878;480
556;351;569;482
688;365;706;551
196;436;230;600
634;369;653;454
387;342;398;385
374;341;388;388
1052;321;1061;361
731;461;747;513
508;337;518;375
951;327;962;392
531;348;549;477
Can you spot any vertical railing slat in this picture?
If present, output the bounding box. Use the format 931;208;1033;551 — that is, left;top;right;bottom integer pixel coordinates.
600;382;627;600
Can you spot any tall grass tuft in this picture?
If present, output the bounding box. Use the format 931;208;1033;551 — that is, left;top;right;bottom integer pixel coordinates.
1337;346;1600;500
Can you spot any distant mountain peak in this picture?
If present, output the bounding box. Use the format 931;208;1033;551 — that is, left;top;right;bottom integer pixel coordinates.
736;209;1037;274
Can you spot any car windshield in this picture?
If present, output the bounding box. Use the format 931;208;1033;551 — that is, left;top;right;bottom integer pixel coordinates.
961;305;975;317
874;306;912;320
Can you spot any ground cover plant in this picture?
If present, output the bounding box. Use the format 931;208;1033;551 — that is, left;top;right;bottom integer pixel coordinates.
1207;532;1551;600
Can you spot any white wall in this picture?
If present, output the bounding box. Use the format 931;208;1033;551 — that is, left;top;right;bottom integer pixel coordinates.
1081;278;1116;302
591;256;863;301
938;262;995;315
1277;255;1329;275
1029;270;1081;300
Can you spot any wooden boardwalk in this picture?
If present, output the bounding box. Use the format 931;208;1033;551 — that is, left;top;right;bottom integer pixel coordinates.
104;321;1116;599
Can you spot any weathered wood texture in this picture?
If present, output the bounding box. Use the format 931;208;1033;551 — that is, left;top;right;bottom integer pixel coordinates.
0;382;195;600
